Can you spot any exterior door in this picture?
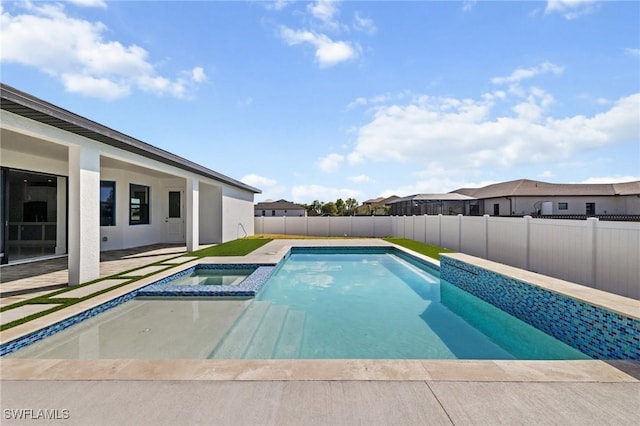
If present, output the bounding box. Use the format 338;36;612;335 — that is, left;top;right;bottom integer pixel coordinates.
586;202;596;215
166;190;184;243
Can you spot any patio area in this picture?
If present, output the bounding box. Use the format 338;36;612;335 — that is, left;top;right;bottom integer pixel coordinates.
0;240;639;425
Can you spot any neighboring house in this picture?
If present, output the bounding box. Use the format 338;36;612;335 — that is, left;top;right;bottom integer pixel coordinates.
453;179;640;217
388;179;640;218
254;199;307;217
357;195;400;215
1;83;260;284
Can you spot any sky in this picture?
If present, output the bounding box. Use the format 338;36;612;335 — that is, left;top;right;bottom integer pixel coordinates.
1;0;639;204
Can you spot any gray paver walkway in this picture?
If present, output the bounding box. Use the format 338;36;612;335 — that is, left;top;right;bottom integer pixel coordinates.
0;244;188;305
1;380;638;426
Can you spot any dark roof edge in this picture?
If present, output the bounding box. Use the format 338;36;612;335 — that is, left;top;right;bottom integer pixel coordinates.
0;83;260;194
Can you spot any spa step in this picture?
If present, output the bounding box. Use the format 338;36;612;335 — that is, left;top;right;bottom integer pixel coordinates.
243;304;289;359
273;310;306;359
209;301;271;359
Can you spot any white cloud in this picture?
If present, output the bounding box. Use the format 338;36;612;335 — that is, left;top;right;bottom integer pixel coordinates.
279;26;359;67
242;174;287;201
624;48;640;57
0;3;206;100
545;0;597;19
264;0;293;11
353;12;376;34
462;1;477;13
241;174;278;188
349;174;375;184
317;153;344;173
308;0;340;28
491;62;564;85
67;0;107;8
580;176;640;184
291;184;362;204
348;80;639;173
539;170;555;178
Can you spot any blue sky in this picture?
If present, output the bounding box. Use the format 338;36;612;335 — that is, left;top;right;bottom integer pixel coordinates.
2;0;639;204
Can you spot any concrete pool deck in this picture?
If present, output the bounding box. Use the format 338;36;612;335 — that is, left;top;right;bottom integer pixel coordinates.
1;239;639;425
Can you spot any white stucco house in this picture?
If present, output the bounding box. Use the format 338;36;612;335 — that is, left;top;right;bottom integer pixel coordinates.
0;83;260;284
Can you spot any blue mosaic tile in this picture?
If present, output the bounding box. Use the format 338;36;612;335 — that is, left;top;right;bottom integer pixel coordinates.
136;264;276;297
440;255;640;360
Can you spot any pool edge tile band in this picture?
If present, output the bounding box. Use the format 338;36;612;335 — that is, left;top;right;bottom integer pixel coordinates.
440;254;640;360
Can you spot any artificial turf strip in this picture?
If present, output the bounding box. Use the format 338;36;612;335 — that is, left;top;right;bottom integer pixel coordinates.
383;238;455;260
190;238;273;257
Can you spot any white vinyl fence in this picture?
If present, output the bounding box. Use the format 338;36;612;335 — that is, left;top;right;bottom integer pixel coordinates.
255;215;640;299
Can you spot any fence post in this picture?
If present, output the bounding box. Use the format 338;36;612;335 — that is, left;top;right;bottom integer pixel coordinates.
438;214;443;246
586;217;598;288
524;215;531;270
458;214;463;251
483;214;489;259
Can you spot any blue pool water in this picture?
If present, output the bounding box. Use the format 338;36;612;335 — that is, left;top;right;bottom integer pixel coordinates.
209;251;590;360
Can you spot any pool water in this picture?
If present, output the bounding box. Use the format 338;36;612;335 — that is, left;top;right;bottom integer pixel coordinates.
209;252;589;360
6;250;591;360
170;269;256;286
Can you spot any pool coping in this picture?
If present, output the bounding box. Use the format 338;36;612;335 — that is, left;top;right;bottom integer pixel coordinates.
1;239;638;383
1;359;638;382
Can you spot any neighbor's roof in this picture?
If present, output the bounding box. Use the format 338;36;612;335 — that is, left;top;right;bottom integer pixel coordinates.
452;179;640;198
363;195;401;205
392;193;476;203
0;83;260;194
255;199;306;210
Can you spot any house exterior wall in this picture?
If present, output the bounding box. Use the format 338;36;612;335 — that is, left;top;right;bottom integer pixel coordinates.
482;196;637;216
222;186;255;242
2;108;257;283
199;184;223;244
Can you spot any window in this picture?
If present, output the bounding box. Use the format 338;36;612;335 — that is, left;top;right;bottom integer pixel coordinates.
558;202;568;210
130;184;150;225
168;191;181;218
271;210;276;216
261;210;266;216
100;181;116;226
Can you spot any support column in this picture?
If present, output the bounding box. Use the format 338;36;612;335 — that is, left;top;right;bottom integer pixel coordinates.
68;145;100;285
55;177;67;255
186;177;199;252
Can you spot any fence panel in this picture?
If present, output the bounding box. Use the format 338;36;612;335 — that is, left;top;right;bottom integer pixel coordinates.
529;219;592;286
595;221;640;299
329;217;351;237
307;217;330;236
284;217;307;236
262;216;285;235
440;216;460;250
460;216;487;258
413;216;427;243
425;215;441;246
487;217;527;269
372;216;393;237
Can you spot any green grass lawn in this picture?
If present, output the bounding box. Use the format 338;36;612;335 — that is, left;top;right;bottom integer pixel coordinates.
190;237;273;257
383;238;455;260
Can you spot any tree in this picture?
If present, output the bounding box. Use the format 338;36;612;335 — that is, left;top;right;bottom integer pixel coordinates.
345;198;358;215
335;198;345;216
321;202;337;216
308;200;323;216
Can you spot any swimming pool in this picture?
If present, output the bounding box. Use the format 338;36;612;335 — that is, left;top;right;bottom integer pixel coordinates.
209;249;588;360
5;248;591;360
